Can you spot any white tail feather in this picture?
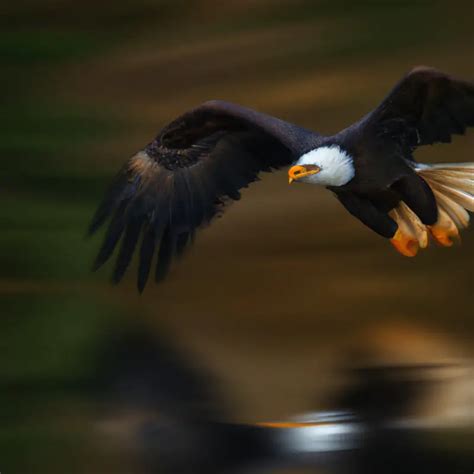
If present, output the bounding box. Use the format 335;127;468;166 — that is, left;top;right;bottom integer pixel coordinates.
432;189;470;229
427;181;474;212
390;163;473;254
417;162;474;171
421;174;473;194
417;162;474;213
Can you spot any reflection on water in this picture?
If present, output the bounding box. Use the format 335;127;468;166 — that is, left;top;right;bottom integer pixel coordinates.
1;1;473;472
91;326;474;473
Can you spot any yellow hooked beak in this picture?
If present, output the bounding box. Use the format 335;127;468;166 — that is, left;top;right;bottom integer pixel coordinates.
288;165;321;184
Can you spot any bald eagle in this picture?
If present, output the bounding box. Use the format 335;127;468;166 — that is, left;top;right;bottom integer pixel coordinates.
90;67;474;291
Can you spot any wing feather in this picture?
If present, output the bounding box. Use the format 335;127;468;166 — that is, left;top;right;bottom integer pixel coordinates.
90;101;313;290
369;66;474;151
138;225;157;292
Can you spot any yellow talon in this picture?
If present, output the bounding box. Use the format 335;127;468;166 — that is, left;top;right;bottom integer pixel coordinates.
428;208;460;247
390;228;419;257
428;225;459;247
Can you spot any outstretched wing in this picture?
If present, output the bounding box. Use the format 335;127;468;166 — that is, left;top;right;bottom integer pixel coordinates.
368;66;474;152
90;100;314;291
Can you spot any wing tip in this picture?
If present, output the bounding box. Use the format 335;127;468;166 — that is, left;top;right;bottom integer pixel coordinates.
137;280;147;294
88;211;105;237
91;259;103;273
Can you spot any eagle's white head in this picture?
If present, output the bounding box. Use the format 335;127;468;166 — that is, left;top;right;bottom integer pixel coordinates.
288;145;355;187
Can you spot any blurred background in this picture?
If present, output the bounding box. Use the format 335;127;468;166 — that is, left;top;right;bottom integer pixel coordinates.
1;0;473;472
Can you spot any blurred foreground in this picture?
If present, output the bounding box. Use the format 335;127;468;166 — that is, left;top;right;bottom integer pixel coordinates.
6;322;474;473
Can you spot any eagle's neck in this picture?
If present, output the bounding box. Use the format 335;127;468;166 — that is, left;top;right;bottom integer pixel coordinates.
296;145;355;187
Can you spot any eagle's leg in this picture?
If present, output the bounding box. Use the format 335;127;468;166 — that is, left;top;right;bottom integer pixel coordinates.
335;192;398;238
388;204;428;257
390;173;438;225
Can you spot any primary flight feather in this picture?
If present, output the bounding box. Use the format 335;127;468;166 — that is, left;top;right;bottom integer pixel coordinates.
90;67;474;291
